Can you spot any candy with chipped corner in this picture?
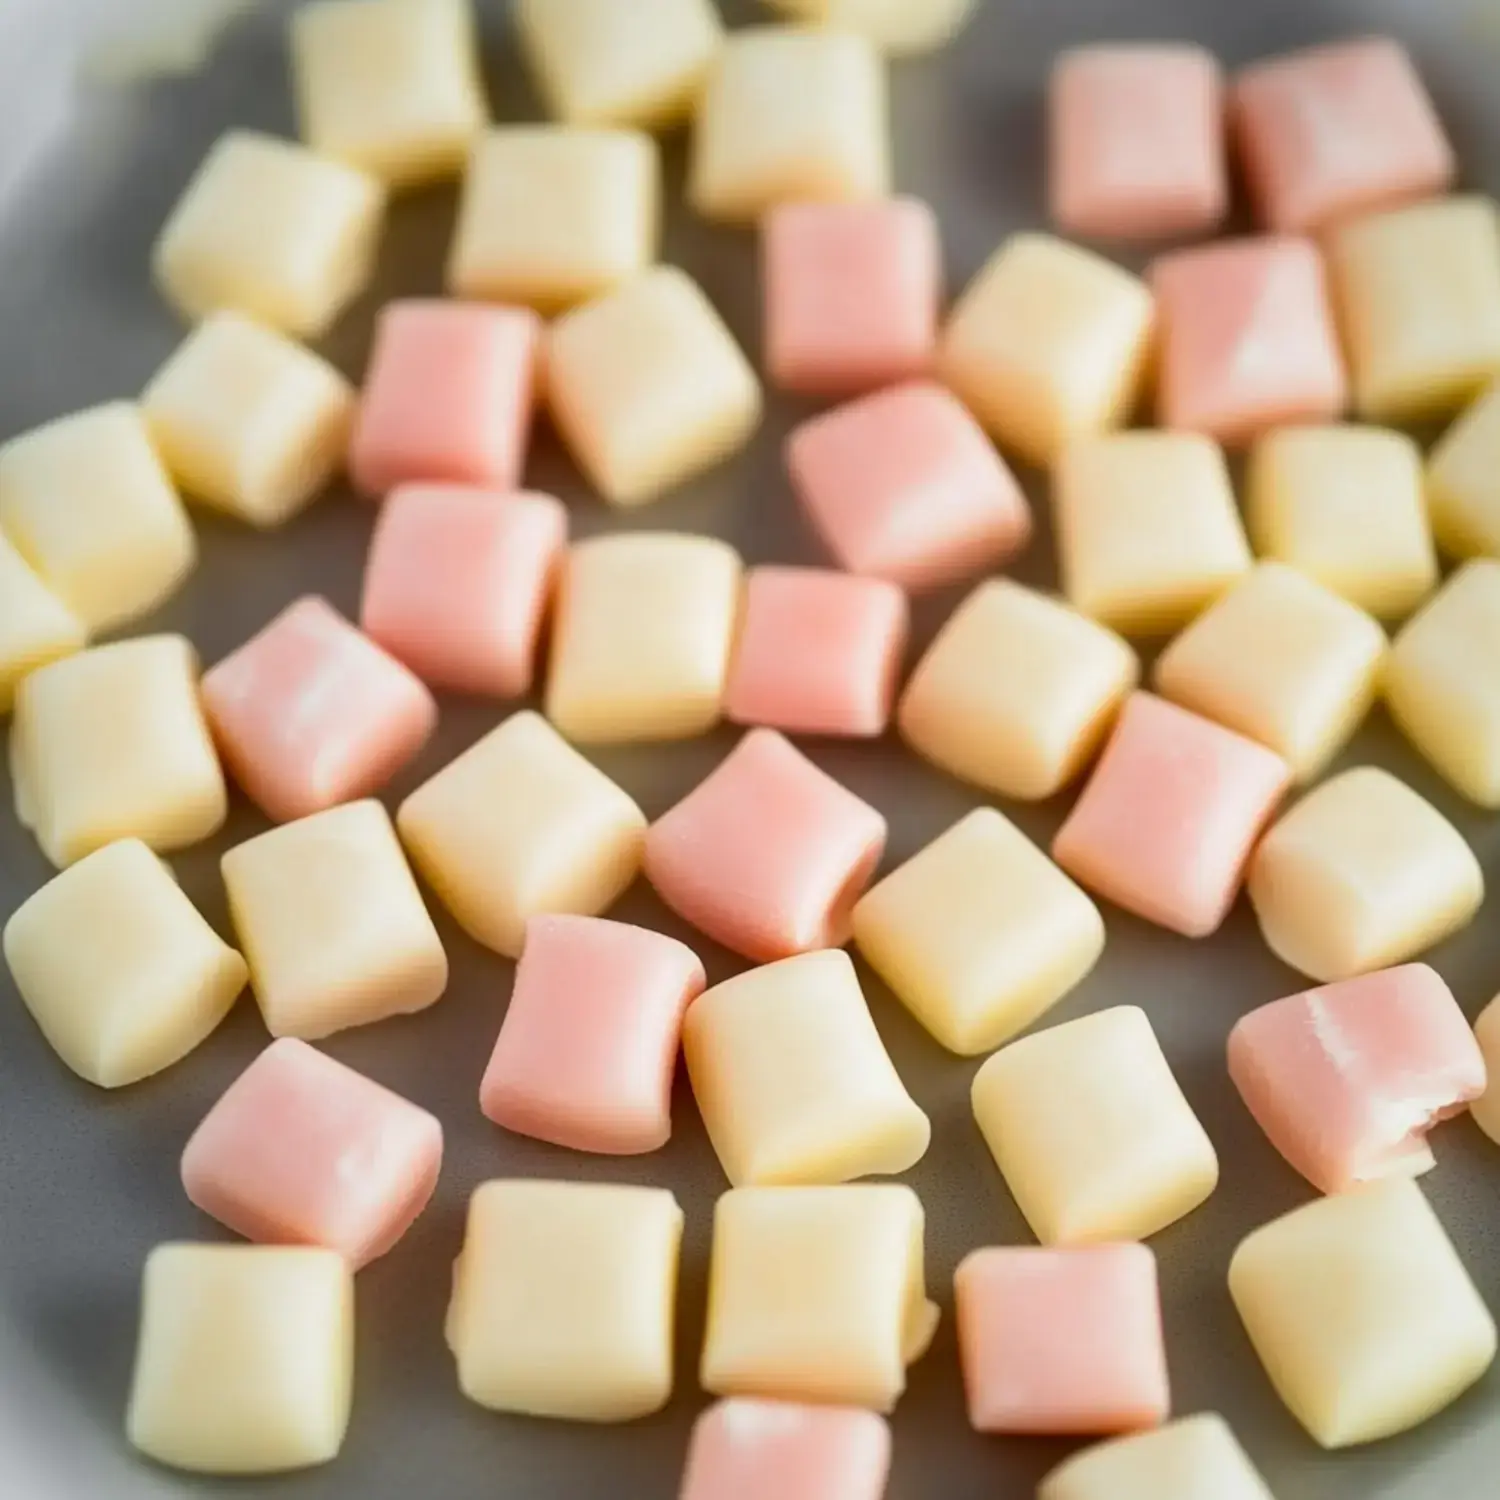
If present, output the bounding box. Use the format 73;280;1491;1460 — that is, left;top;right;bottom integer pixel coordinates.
0;532;84;714
1039;1414;1276;1500
1429;381;1500;559
761;0;975;55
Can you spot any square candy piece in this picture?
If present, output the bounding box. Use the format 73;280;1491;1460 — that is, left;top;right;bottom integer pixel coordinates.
182;1038;443;1268
644;728;887;963
1469;995;1500;1145
788;381;1031;592
1430;382;1500;559
0;533;84;714
480;915;705;1155
762;0;975;55
1040;1414;1276;1500
971;1005;1219;1245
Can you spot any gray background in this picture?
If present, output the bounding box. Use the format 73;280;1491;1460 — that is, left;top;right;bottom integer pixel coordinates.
4;0;1500;1495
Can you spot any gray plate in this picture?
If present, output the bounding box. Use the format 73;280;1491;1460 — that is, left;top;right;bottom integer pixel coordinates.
5;0;1500;1496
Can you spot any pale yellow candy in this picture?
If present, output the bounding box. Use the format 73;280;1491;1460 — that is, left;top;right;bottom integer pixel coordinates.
1229;1179;1496;1448
761;0;976;55
127;1244;353;1474
547;267;762;507
397;710;646;957
1429;382;1500;559
3;840;246;1088
852;808;1105;1056
1154;563;1388;782
1247;766;1483;983
971;1005;1218;1245
142;313;355;528
939;234;1154;467
447;1180;682;1422
683;950;930;1186
689;27;889;224
1055;431;1250;635
0;533;85;714
153;131;386;338
0;403;195;633
1469;995;1500;1145
701;1185;938;1411
1040;1415;1276;1500
1331;196;1500;423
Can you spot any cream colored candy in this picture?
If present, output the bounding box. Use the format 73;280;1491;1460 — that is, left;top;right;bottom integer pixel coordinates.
447;1180;683;1422
701;1185;938;1411
0;533;84;714
1229;1180;1496;1448
972;1006;1218;1245
1469;994;1500;1145
853;808;1105;1056
127;1244;353;1475
1040;1414;1276;1500
1429;382;1500;559
762;0;976;55
1248;766;1483;984
397;710;646;957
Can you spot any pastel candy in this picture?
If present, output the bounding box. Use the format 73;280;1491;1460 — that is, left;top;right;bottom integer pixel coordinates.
760;0;975;55
1040;1415;1276;1500
1469;994;1500;1145
1429;381;1500;559
0;532;85;714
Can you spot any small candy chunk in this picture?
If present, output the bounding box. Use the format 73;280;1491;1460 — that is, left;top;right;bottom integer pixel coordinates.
1469;995;1500;1144
701;1185;938;1410
760;0;974;55
1247;766;1483;983
1229;1179;1497;1448
0;403;195;632
1154;563;1387;782
201;596;436;824
547;266;762;508
126;1244;353;1475
853;808;1105;1056
448;126;660;311
0;533;84;714
764;198;941;395
447;1180;683;1421
955;1244;1169;1435
644;728;886;963
545;532;743;744
153;131;385;338
690;27;889;225
1039;1414;1276;1500
182;1038;443;1267
1050;45;1227;241
349;299;540;497
480;916;705;1155
1234;37;1455;235
398;711;646;957
1429;383;1500;559
939;233;1153;467
726;568;908;739
1053;693;1289;938
972;1006;1218;1245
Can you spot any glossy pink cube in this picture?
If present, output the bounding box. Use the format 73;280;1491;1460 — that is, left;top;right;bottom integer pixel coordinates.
644;728;887;963
1053;692;1291;938
181;1038;444;1270
480;915;706;1156
349;300;541;497
202;595;437;823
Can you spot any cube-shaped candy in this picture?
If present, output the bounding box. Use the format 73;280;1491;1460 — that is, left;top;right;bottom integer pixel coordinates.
764;198;941;395
545;532;743;744
1050;45;1227;241
690;27;889;224
1154;563;1388;782
360;485;566;698
126;1245;353;1475
1054;432;1251;636
853;808;1105;1056
222;801;448;1040
1053;693;1290;937
0;533;84;714
701;1185;938;1410
397;711;647;957
939;233;1154;466
182;1038;443;1267
142;313;355;528
201;596;436;823
971;1006;1219;1245
3;840;246;1088
1234;38;1455;235
1469;994;1500;1145
349;299;541;497
0;403;196;632
644;728;887;963
1228;1180;1496;1447
447;1180;683;1421
153;131;386;338
726;568;908;738
955;1243;1169;1434
547;267;762;508
1429;383;1500;559
480;916;705;1155
1247;767;1483;984
683;950;930;1187
1039;1414;1276;1500
760;0;975;55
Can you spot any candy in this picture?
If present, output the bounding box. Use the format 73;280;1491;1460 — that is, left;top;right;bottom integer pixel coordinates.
1429;382;1500;558
0;533;84;714
760;0;975;54
1469;994;1500;1145
1039;1414;1276;1500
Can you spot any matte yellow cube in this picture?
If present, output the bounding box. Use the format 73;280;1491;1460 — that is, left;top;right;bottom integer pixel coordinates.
1040;1415;1275;1500
0;533;84;714
1429;382;1500;559
762;0;976;55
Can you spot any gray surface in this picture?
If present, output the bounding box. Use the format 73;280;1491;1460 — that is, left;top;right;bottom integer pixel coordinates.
4;0;1500;1495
